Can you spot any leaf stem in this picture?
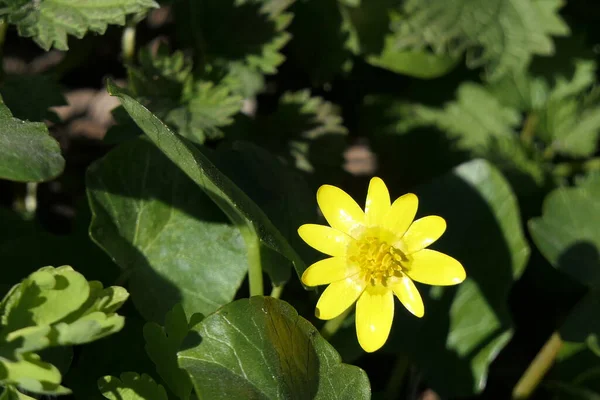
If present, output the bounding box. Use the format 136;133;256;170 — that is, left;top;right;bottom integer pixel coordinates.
270;284;284;299
244;232;264;297
320;307;353;341
384;355;409;400
513;332;563;399
121;24;136;65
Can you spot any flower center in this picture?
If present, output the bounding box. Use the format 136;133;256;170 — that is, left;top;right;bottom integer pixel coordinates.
348;235;412;287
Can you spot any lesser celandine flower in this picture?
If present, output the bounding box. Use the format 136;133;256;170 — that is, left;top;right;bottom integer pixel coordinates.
298;177;466;353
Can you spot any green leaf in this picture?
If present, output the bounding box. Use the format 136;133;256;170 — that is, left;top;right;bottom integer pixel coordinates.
173;0;293;77
98;372;168;400
366;47;459;79
397;0;569;80
143;304;194;400
0;353;70;395
386;159;529;397
107;81;306;287
0;75;67;123
1;0;158;50
530;173;600;344
0;97;64;182
87;137;248;322
0;386;36;400
178;296;370;399
126;43;243;144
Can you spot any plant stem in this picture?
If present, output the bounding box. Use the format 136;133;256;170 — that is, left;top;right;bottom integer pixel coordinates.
121;24;136;65
270;284;284;299
320;307;352;341
244;232;264;297
24;182;37;214
520;113;539;147
384;355;409;400
513;332;563;399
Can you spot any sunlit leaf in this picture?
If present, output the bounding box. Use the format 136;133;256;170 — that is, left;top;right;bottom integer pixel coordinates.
98;372;167;400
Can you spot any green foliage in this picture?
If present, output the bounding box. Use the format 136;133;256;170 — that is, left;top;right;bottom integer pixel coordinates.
0;266;128;397
107;81;306;285
0;96;64;182
2;0;600;398
98;372;168;400
87;137;248;322
143;304;195;399
0;0;158;50
397;0;569;80
530;173;600;345
178;296;371;399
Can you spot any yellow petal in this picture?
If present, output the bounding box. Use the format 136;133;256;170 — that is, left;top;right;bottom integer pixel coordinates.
407;249;466;286
391;276;424;317
402;216;447;254
315;275;366;320
365;177;391;227
301;257;359;287
298;224;352;256
356;286;394;353
383;193;418;236
317;185;365;236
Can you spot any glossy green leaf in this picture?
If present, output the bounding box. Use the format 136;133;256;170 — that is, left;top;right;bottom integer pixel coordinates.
384;159;529;397
143;304;195;400
1;0;158;50
530;173;600;343
87;137;248;322
107;81;306;286
0;98;64;182
98;372;168;400
178;296;371;399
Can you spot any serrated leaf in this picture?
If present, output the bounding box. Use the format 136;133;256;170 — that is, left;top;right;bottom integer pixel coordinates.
178;296;371;399
98;372;167;400
87;137;248;322
0;98;64;182
1;0;158;50
396;0;569;80
107;81;306;288
384;159;529;397
530;173;600;344
143;304;195;400
126;44;243;144
173;0;293;78
0;75;66;123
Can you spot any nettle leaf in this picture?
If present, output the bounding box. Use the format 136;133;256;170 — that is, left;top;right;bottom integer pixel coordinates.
87;137;248;322
529;173;600;344
228;90;348;182
396;0;569;80
143;304;195;399
124;43;243;144
173;0;293;82
98;372;168;400
0;97;64;182
342;1;459;79
178;297;371;399
0;75;67;123
0;0;158;50
384;159;529;397
107;81;306;287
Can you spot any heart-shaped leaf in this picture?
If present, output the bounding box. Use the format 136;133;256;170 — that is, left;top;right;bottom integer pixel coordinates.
178;296;371;399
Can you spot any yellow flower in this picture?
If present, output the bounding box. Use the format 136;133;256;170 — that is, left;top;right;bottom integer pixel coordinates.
298;177;466;353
